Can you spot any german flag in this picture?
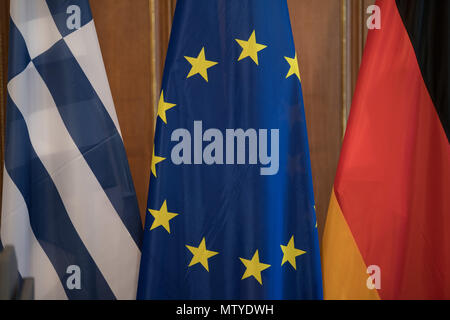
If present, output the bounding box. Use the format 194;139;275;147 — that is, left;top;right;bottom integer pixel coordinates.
322;0;449;299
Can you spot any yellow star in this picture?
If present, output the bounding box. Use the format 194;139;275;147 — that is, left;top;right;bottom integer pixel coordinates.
280;236;306;270
151;147;165;178
184;47;218;82
186;237;219;272
148;200;178;233
235;30;267;65
314;205;317;228
157;90;176;124
284;53;301;81
239;250;271;285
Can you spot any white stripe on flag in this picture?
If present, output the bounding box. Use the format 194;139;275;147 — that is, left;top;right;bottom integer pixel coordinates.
64;21;122;136
1;169;68;300
7;63;140;300
10;0;62;59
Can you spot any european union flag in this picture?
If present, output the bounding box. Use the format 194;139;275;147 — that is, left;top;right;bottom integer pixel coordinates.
137;0;323;299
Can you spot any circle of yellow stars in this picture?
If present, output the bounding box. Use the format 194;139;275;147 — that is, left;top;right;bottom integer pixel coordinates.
148;29;311;286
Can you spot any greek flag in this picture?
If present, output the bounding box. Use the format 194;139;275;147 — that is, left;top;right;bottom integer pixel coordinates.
0;0;142;299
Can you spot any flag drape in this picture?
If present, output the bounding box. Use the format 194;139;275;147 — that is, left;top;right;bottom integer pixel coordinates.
137;0;323;299
0;0;142;299
322;0;450;300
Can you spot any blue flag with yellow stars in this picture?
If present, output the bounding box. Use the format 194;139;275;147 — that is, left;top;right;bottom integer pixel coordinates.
137;0;323;299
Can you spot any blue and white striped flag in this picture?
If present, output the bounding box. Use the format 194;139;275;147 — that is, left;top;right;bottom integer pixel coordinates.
0;0;142;299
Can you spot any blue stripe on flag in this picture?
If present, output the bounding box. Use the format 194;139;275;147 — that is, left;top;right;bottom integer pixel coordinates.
45;0;93;37
4;94;116;300
7;19;30;81
33;40;143;247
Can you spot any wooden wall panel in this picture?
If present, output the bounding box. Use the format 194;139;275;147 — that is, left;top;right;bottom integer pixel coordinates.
287;0;343;241
349;0;375;115
90;0;176;222
90;0;153;223
0;0;373;237
150;0;176;120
